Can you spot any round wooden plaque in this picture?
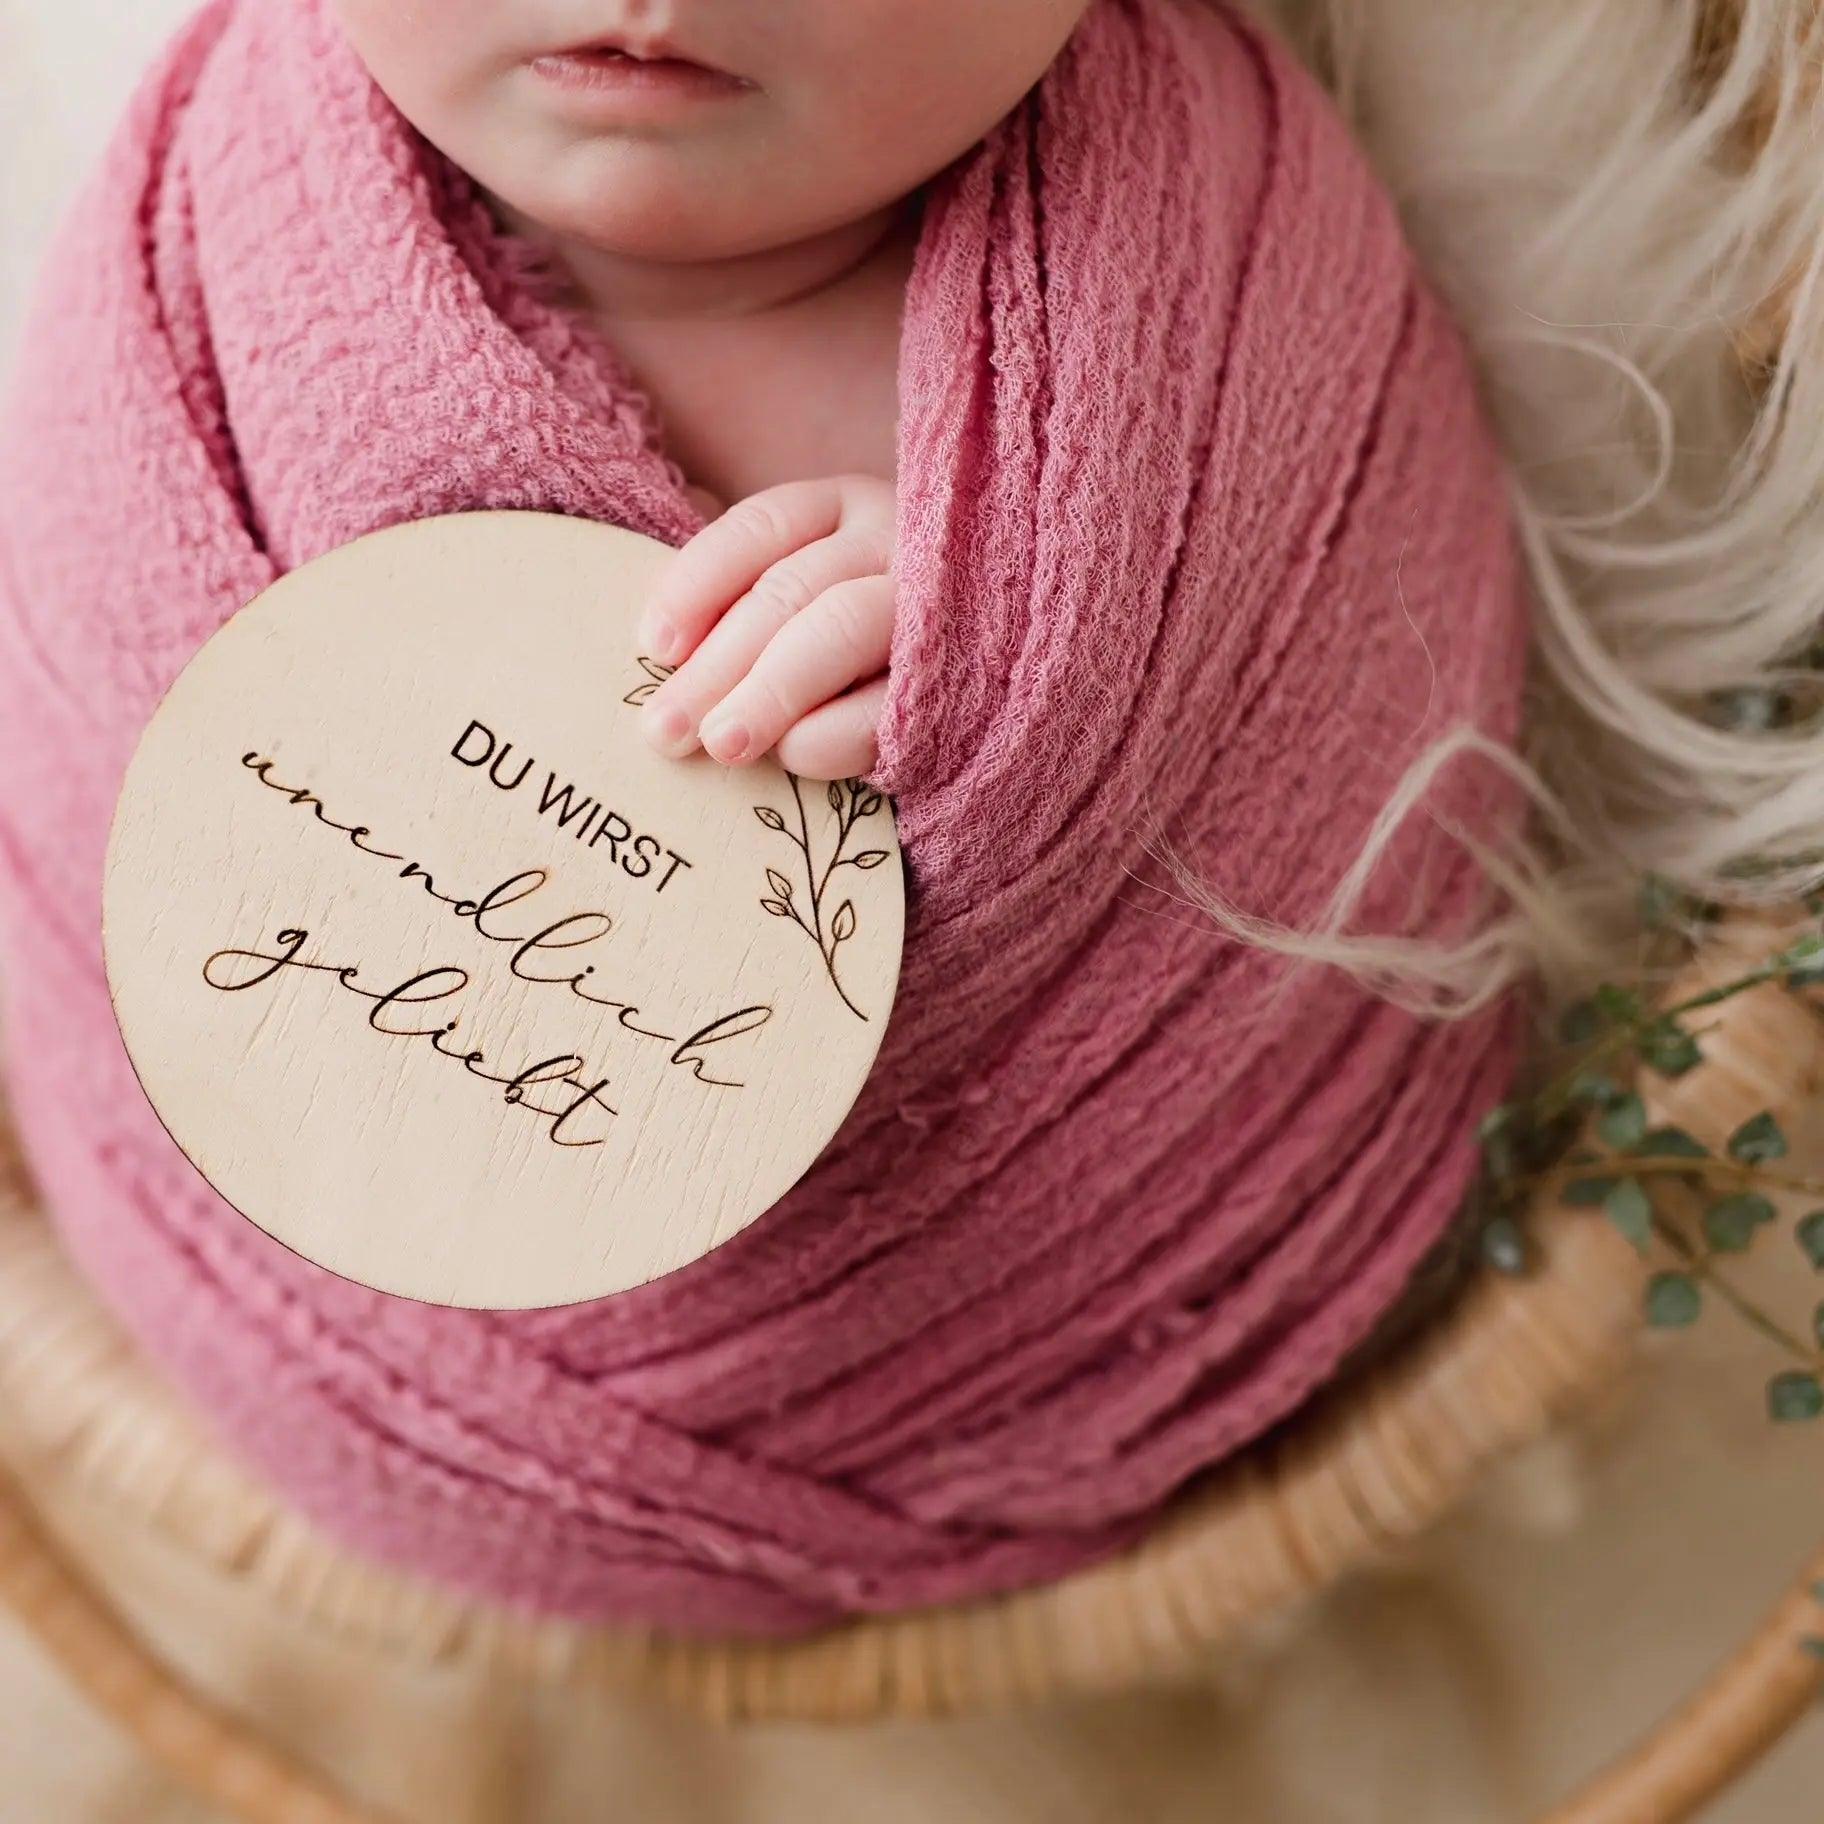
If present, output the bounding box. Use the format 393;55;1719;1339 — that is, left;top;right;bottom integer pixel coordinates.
101;512;905;1310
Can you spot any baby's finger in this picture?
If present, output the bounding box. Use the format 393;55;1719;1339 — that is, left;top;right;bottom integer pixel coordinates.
639;478;852;664
640;532;882;756
773;675;890;782
697;575;895;765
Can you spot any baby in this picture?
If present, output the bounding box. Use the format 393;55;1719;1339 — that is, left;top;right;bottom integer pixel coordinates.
333;1;1092;784
0;0;1535;1631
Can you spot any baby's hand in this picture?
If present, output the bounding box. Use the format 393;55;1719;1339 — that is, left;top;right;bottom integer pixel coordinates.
635;476;894;781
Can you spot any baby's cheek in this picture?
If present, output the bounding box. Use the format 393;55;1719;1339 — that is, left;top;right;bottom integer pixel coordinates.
328;1;505;122
331;0;499;48
329;0;423;63
782;0;1092;222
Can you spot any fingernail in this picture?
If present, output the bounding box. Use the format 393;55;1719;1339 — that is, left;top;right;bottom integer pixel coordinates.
699;712;750;762
643;700;695;755
644;617;682;666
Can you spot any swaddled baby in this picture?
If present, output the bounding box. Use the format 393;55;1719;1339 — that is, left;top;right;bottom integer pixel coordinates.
0;0;1529;1631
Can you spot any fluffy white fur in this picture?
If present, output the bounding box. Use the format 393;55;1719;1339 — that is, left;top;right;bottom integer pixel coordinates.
1162;0;1824;1021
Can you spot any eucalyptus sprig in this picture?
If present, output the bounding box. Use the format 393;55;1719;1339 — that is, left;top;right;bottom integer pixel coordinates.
1471;884;1824;1424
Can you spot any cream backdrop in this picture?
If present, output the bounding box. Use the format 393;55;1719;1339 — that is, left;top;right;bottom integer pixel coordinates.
1;2;191;361
0;2;1821;1820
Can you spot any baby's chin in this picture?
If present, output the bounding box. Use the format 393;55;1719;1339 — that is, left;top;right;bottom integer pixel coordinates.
489;135;863;267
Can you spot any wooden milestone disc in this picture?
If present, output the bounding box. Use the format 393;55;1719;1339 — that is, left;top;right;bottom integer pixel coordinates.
101;511;906;1310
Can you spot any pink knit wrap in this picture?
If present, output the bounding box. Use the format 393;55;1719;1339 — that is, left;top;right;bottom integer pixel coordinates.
0;0;1526;1633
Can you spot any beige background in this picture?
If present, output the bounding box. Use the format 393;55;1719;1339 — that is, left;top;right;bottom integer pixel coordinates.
1;3;1821;1819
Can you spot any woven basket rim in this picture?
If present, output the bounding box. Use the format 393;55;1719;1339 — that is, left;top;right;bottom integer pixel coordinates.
0;1112;1644;1723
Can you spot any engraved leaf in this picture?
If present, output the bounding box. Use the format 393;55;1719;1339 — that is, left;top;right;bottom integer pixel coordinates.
830;898;857;943
623;654;676;705
827;780;844;812
754;805;787;831
858;793;883;817
765;867;795;899
759;897;791;918
852;849;889;870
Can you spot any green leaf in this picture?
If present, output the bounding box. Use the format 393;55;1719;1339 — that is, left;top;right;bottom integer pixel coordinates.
1644;1271;1701;1329
1604;1178;1653;1249
1704;1193;1776;1253
1558;998;1602;1045
1633;1126;1709;1159
1781;932;1824;987
1597;1094;1649;1150
1767;1371;1824;1422
1563;1176;1619;1208
1815;1300;1824;1350
1797;1210;1824;1269
1639;1019;1704;1078
1569;1071;1625;1109
1638;873;1683;930
1479;1215;1528;1276
1478;1103;1517;1140
1802;1638;1824;1662
1478;1105;1519;1179
1727;1111;1788;1165
1518;1110;1583;1174
1594;983;1642;1023
1709;686;1783;731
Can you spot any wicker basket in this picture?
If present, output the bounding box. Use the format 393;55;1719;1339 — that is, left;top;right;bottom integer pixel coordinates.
0;917;1820;1821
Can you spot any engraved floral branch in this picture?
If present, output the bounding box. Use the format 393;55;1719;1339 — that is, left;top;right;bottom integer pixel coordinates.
754;775;889;1022
621;655;888;1022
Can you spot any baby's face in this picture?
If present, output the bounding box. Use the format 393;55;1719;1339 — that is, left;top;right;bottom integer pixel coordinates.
332;2;1092;265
